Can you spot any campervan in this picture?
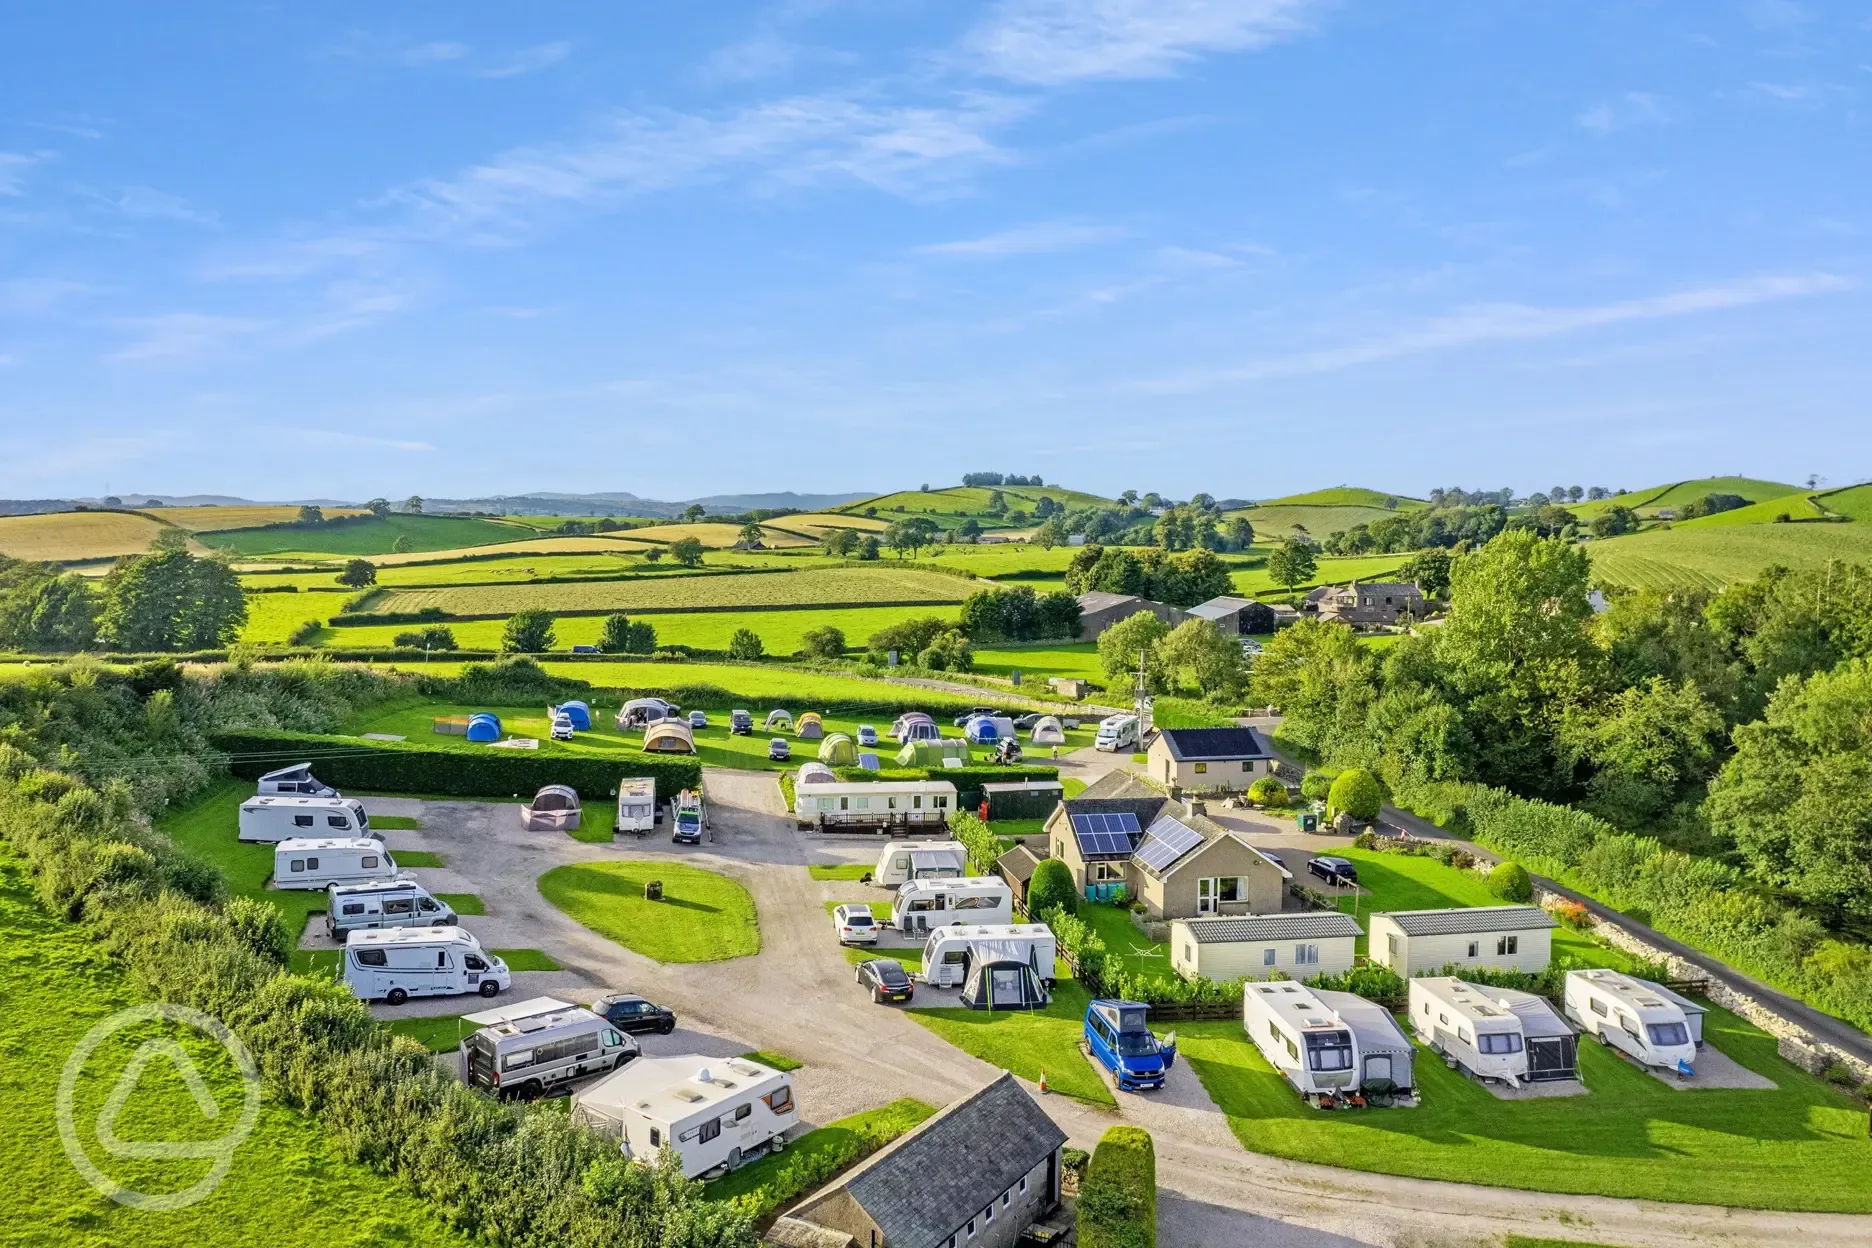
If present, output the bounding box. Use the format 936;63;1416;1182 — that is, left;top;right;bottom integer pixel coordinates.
571;1055;798;1178
889;877;1014;933
325;879;456;937
1094;714;1140;752
1241;981;1359;1099
1563;969;1703;1073
342;927;510;1004
1084;1000;1176;1091
256;763;337;797
238;795;374;843
729;709;754;735
273;838;400;890
461;997;638;1099
1408;977;1535;1085
615;777;657;834
873;840;968;887
794;780;956;832
921;924;1057;988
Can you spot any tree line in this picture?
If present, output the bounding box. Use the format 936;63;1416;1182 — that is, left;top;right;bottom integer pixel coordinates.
0;548;247;653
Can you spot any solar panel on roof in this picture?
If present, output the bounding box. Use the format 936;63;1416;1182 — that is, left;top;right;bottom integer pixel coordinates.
1135;817;1203;872
1070;812;1136;857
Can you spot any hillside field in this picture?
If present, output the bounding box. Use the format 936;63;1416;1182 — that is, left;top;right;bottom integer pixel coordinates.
1569;477;1797;520
618;522;814;548
204;514;531;557
147;505;367;531
1589;521;1872;590
1226;504;1413;539
1250;487;1425;509
0;510;171;562
837;485;1114;526
366;566;973;617
309;604;962;653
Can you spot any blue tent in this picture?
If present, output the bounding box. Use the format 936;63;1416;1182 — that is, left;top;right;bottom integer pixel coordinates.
964;715;1001;745
465;713;502;743
554;701;592;731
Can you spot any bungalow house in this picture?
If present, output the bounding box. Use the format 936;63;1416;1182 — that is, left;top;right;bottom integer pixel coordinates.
1303;581;1427;629
1074;591;1188;639
1170;912;1363;981
767;1073;1067;1248
1367;906;1556;976
1146;726;1276;793
1186;595;1276;636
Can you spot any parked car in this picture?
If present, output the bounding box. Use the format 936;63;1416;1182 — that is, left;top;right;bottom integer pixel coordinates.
833;903;881;945
688;710;708;729
550;713;576;742
855;958;915;1004
855;724;879;747
952;707;998;727
591;992;678;1035
730;709;754;735
768;737;791;762
1308;856;1359;886
1011;713;1045;730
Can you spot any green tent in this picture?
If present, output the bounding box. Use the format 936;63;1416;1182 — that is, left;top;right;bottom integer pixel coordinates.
818;733;858;766
895;738;970;768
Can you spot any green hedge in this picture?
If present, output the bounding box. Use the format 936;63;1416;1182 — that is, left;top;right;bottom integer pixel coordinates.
1078;1126;1156;1248
212;730;701;800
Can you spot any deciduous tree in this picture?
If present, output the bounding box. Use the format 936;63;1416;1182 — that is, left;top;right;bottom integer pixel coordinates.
502;610;556;653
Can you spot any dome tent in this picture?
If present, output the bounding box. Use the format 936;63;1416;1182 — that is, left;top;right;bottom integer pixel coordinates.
959;957;1051;1012
963;715;1002;745
765;709;794;730
891;712;935;742
553;701;592;732
796;713;825;740
796;762;838;786
1029;716;1065;746
895;738;970;768
465;713;502;743
642;722;696;754
817;733;857;766
522;784;582;831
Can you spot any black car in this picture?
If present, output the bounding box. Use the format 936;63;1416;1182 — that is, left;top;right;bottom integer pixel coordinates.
592;993;677;1035
952;706;999;727
1011;712;1046;730
855;958;915;1004
1307;856;1359;886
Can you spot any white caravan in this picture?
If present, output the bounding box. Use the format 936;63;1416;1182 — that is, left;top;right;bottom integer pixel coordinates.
795;780;956;832
889;877;1014;933
461;997;638;1099
873;840;968;887
1408;977;1535;1085
921;923;1057;988
1563;969;1703;1073
1094;714;1139;752
1241;981;1361;1099
342;927;510;1004
273;837;399;890
572;1054;798;1178
615;777;657;834
325;879;457;938
256;763;338;797
238;795;374;843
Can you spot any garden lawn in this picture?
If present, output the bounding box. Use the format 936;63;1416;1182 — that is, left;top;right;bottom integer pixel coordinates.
704;1099;934;1220
1181;1001;1872;1212
538;860;759;962
845;947;924;974
1078;901;1170;976
909;980;1113;1106
392;850;444;867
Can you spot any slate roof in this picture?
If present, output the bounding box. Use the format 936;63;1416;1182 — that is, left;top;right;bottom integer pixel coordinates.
1156;726;1273;762
1377;905;1556;936
995;844;1043;886
1075;591;1143;616
816;1073;1066;1248
1176;912;1363;943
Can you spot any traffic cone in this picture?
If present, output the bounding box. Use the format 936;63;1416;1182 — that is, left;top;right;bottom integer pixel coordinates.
1039;1070;1049;1094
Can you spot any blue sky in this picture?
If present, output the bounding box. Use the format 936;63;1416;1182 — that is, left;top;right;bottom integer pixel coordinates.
0;1;1866;503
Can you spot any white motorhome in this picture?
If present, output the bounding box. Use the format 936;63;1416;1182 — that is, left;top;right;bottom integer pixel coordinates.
1241;981;1360;1099
1563;969;1703;1073
572;1054;798;1178
795;780;956;832
461;996;638;1099
256;763;338;797
342;927;510;1004
873;840;968;887
889;876;1014;933
325;879;456;938
238;795;374;843
1094;714;1139;752
921;923;1057;988
273;838;399;890
615;777;657;834
1408;977;1535;1085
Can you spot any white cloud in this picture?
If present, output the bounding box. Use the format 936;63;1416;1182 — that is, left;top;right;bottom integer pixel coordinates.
917;220;1122;257
1577;92;1669;134
396;40;471;67
702;33;799;84
110;313;267;362
0;278;96;315
964;0;1318;85
112;186;219;225
478;41;571;79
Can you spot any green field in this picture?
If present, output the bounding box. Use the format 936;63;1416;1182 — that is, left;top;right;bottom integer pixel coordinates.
1229;551;1413;599
205;514;530;557
0;851;474;1247
837;485;1115;527
1254;487;1427;509
240;551;672;590
1816;482;1872;521
1225;505;1412;540
1589;522;1872;591
1181;1000;1872;1211
366;565;972;618
704;1098;934;1218
1672;492;1826;528
537;860;760;962
970;642;1104;685
908;979;1112;1105
1569;477;1797;520
158;782;326;937
239;588;351;643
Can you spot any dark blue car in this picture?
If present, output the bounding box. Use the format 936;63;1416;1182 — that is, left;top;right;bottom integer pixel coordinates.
1084;999;1177;1092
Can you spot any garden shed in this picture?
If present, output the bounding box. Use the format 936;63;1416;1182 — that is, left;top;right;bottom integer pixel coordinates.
552;700;592;731
1029;716;1066;746
818;733;858;767
765;709;794;730
642;722;696;755
465;713;502;744
796;712;825;740
895;738;970;768
981;779;1064;820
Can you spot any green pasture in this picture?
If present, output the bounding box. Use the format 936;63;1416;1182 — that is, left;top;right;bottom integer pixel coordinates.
839;485;1115;524
1588;521;1872;590
1256;487;1428;509
1817;482;1872;520
1229;552;1413;599
1568;477;1796;520
537;860;760;962
1673;492;1825;528
239;588;351;643
239;551;680;589
206;514;528;557
1227;505;1416;540
970;642;1104;685
908;979;1112;1106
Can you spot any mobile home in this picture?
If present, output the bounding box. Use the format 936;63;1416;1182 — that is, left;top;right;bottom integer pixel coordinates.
795;780;956;832
921;923;1058;988
615;777;657;834
1563;969;1703;1073
256;763;337;797
873;840;969;887
1367;906;1556;976
238;795;374;843
342;927;510;1004
890;876;1014;933
325;879;456;937
1169;912;1363;982
272;838;400;890
572;1054;798;1178
1094;714;1139;752
461;996;637;1099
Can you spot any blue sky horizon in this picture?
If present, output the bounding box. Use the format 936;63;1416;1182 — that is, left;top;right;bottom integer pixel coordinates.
1;2;1866;503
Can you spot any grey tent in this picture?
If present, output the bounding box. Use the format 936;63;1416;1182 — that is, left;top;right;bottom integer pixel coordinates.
1313;988;1414;1098
959;957;1050;1012
522;784;582;832
1028;716;1066;746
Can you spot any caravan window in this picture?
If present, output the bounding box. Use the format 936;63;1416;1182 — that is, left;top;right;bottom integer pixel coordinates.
648;1127;661;1148
953;895;998;911
892;856;910;872
763;1086;793;1115
1466;942;1479;958
734;1103;751;1121
1294;943;1320;965
1647;1022;1690;1047
342;903;365;916
327;816;350;829
1262;947;1277;966
699;1119;720;1144
355;949;387;967
465;955;487;971
362;855;379;869
942;952;968;966
503;1050;537;1072
294;815;315;827
305;857;319;870
1589;998;1609;1018
436;952;449;968
935;796;949;809
1477;1033;1524;1055
1497;935;1519;955
384;899;413;915
913;796;922;809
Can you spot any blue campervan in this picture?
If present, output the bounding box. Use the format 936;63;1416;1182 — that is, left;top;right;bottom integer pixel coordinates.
1084;999;1177;1092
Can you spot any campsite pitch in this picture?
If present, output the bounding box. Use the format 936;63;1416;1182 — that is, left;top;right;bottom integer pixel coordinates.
537;859;760;963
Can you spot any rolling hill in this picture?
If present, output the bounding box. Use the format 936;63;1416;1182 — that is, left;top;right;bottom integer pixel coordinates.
1569;477;1798;520
1589;521;1872;591
1223;487;1425;539
0;510;173;563
837;485;1116;526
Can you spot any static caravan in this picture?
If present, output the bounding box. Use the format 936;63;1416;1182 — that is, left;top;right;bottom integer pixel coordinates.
890;876;1014;933
462;997;637;1099
572;1055;798;1178
1563;969;1702;1073
615;777;657;834
342;927;510;1004
922;923;1058;988
873;840;969;887
238;795;374;843
1241;981;1360;1100
1169;912;1363;982
795;780;956;832
273;838;399;890
1408;977;1534;1085
325;879;456;937
1367;906;1557;976
981;779;1064;821
256;763;337;797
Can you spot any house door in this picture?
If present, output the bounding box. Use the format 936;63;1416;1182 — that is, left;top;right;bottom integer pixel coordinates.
1196;878;1216;916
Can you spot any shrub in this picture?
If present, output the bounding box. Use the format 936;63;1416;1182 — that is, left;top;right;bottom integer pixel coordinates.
335;558;376;588
502;609;556;653
393;625;457;651
287;619;322;646
797;624;846;660
1327;768;1382;822
1027;858;1077;918
727;628;765;660
1307;964;1406;1000
1487;860;1534;903
1247;776;1288;808
1079;1126;1156;1248
1300;770;1335;802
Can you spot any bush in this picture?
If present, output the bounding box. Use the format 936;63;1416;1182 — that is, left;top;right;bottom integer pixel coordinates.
502;609;556;653
1300;770;1335;802
1487;860;1534;902
727;628;765;660
335;558;377;588
392;625;457;651
287;619;322;646
1307;964;1406;1000
1027;858;1077;918
1246;776;1288;808
1327;768;1382;822
797;625;846;660
1079;1126;1156;1248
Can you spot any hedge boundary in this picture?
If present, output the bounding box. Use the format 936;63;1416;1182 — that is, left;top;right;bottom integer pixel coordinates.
1078;1126;1156;1248
327;597;971;626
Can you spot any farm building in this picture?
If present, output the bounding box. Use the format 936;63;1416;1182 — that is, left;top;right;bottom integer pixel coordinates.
1169;912;1362;981
1302;581;1427;629
1368;905;1556;976
1146;726;1276;793
1073;591;1188;638
1187;595;1276;636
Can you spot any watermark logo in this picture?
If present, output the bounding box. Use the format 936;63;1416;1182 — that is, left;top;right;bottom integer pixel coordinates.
57;1003;262;1211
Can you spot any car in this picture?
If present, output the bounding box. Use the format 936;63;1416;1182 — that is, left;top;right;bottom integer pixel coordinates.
855;724;879;747
768;737;791;761
688;710;708;729
591;992;678;1035
549;714;575;742
855;958;914;1004
1011;712;1045;730
1308;856;1358;886
952;706;998;727
833;903;880;945
730;709;754;735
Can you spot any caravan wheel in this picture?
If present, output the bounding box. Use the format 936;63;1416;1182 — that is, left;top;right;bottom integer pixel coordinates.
726;1147;742;1171
385;988;408;1005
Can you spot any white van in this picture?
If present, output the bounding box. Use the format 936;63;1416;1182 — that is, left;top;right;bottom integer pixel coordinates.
572;1054;798;1178
273;837;399;891
256;763;338;797
343;927;510;1004
616;777;657;834
1563;969;1703;1073
873;840;968;887
462;997;638;1099
889;877;1014;933
325;879;457;938
1094;714;1139;752
239;795;374;843
921;923;1057;988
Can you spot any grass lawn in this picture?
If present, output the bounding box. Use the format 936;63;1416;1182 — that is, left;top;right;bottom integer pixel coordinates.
1079;901;1169;976
1181;1001;1872;1212
971;643;1104;685
909;980;1112;1106
392;850;445;867
0;851;476;1247
567;824;615;843
808;863;875;881
158;781;326;936
387;1014;477;1053
369;815;421;830
741;1050;803;1072
705;1098;935;1219
845;947;924;974
435;893;485;915
537;860;759;962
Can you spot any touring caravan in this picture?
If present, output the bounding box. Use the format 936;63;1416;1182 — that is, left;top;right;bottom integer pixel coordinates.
1243;981;1409;1103
273;838;400;890
256;763;337;797
462;997;638;1099
342;927;510;1004
890;877;1013;933
238;795;374;843
922;923;1057;988
794;780;956;832
873;840;969;887
572;1055;798;1178
1409;977;1533;1085
1094;714;1139;752
1563;969;1703;1074
325;879;456;937
615;777;657;834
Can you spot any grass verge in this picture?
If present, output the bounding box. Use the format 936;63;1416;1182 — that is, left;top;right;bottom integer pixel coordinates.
741;1050;803;1072
705;1099;935;1222
538;860;759;962
909;980;1112;1106
435;892;484;916
808;863;874;881
392;850;445;867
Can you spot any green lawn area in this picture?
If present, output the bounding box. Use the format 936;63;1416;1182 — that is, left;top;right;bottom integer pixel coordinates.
1079;900;1169;976
808;863;875;881
705;1098;935;1219
392;850;445;867
971;643;1104;686
845;947;924;974
158;781;325;937
369;815;421;830
0;851;476;1247
740;1050;803;1072
387;1014;477;1053
537;860;759;962
567;823;615;843
909;980;1112;1106
1181;1001;1872;1212
206;513;527;556
435;892;484;916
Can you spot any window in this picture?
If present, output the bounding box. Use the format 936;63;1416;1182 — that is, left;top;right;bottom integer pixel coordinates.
1020;1176;1028;1194
1263;946;1277;966
1504;935;1519;955
1194;762;1207;774
305;857;320;871
935;796;949;809
888;796;898;809
1647;1022;1690;1047
1242;761;1254;772
604;1030;622;1047
967;1218;977;1239
1477;1033;1523;1055
362;855;379;869
1092;861;1125;882
1217;877;1241;903
504;1049;536;1071
1466;941;1479;958
342;903;364;916
649;1127;661;1148
1001;1190;1011;1208
1388;934;1399;959
1459;1028;1473;1045
293;814;314;827
1294;943;1319;965
436;952;449;968
327;815;349;828
699;1119;720;1143
913;796;922;809
763;1087;793;1115
1589;998;1609;1018
465;955;486;971
385;899;412;915
290;859;306;873
840;797;850;811
1055;841;1064;858
1184;943;1194;962
1284;1036;1299;1061
734;1103;751;1121
355;949;387;966
419;898;438;912
984;1204;994;1224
